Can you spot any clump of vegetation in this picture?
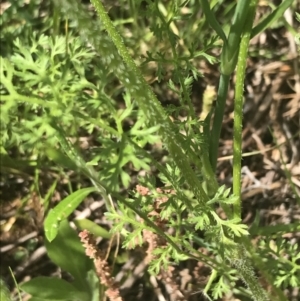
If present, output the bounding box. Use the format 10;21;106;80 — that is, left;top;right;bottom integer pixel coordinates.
1;1;299;301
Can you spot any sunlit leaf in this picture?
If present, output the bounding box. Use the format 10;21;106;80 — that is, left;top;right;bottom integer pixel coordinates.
44;187;97;242
45;220;93;293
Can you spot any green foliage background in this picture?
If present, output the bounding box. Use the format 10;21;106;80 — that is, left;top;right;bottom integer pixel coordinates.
1;1;299;301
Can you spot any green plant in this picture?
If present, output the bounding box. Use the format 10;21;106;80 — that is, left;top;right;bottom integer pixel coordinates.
295;12;300;45
20;220;100;301
2;0;298;300
0;278;11;301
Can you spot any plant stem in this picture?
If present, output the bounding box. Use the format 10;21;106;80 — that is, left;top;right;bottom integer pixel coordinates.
205;1;251;172
240;237;288;301
232;0;258;219
231;249;269;301
209;73;230;172
90;0;211;206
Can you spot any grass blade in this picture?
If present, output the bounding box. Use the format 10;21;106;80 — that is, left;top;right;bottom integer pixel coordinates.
200;0;227;42
251;0;294;38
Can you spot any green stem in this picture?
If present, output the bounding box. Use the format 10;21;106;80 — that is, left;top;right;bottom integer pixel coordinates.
209;73;230;172
208;1;252;172
241;237;288;301
232;0;258;219
220;0;250;75
90;0;211;206
203;269;217;295
90;0;162;121
231;252;269;301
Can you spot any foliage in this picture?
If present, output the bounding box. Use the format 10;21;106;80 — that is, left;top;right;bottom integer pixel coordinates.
20;221;99;301
0;278;11;301
1;32;156;191
1;0;298;301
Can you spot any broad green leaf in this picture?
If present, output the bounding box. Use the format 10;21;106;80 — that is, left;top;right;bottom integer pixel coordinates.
73;219;112;239
45;220;93;294
44;187;97;242
20;277;86;301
